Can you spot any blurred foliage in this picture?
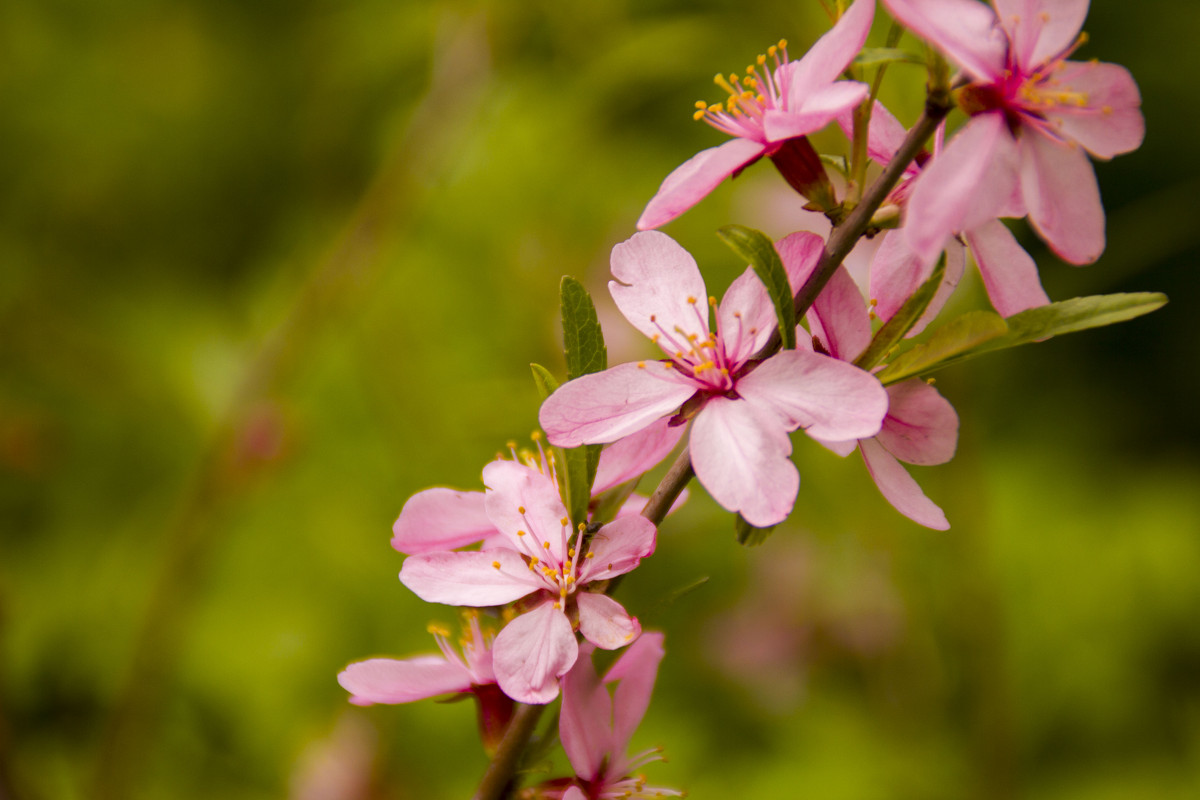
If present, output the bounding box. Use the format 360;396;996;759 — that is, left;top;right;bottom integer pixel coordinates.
1;0;1198;798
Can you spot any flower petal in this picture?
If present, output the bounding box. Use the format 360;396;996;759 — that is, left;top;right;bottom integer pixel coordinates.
391;487;494;554
636;138;767;230
860;438;949;529
908;238;966;337
964;218;1049;316
787;0;876;101
904;111;1019;264
338;656;473;706
609;230;711;345
578;515;657;583
1019;128;1104;264
577;592;642;650
1044;60;1144;159
605;631;665;759
809;265;871;362
876;378;958;465
559;643;611;780
399;549;542;607
738;350;888;441
868;229;930;326
995;0;1088;69
539;361;698;448
882;0;1007;81
482;460;570;561
716;266;779;365
775;230;826;295
592;417;686;494
690;395;798;527
763;81;869;142
493;598;579;704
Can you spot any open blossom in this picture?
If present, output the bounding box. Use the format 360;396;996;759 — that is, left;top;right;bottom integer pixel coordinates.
802;263;958;528
398;460;656;704
884;0;1144;265
637;0;874;229
544;632;681;800
847;100;1047;320
336;612;514;752
539;231;888;528
391;422;683;556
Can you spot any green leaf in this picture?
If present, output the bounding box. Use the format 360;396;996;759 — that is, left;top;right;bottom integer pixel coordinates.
854;254;946;370
530;362;559;400
997;292;1167;346
735;513;778;547
559;444;596;533
560;276;607;381
717;225;796;350
877;310;1009;384
588;478;641;526
854;46;925;68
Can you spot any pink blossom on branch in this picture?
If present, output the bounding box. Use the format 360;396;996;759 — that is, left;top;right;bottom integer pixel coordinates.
398;460;656;704
539;231;888;528
636;0;875;229
883;0;1144;265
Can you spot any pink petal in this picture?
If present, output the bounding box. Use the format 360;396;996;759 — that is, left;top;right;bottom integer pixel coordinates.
561;788;588;800
809;265;872;362
787;0;876;101
482;460;570;561
964;219;1049;316
904;111;1019;263
577;592;642;650
810;434;859;458
636;138;767;230
338;656;473;706
868;229;929;325
1019;128;1104;264
775;230;826;295
1044;60;1144;159
559;644;611;780
994;0;1088;69
539;362;698;448
391;487;493;555
592;417;685;494
882;0;1007;81
763;81;869;141
605;631;665;757
877;378;958;465
578;515;657;583
738;350;888;441
863;99;908;164
716;266;780;365
908;238;966;337
492;599;579;704
689;396;798;527
859;438;949;529
609;231;710;345
399;549;542;607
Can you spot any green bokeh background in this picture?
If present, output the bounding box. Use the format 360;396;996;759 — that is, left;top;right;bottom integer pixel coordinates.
2;1;1197;798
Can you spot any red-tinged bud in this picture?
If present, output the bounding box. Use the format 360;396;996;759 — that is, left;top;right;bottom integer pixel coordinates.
473;683;515;756
768;136;837;213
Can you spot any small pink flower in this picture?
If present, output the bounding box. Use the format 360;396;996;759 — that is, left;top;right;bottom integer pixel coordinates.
539;231;888;528
390;422;683;556
884;0;1144;265
637;0;874;229
800;262;958;529
845;100;1048;319
398;461;656;704
337;613;514;751
551;632;681;800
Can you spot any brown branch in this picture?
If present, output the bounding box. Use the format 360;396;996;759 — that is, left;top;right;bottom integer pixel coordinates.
469;89;955;800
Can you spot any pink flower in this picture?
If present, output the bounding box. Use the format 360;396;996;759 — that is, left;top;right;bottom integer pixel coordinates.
398;460;656;704
801;262;958;529
539;231;889;528
390;422;683;555
337;613;514;752
636;0;874;229
551;632;681;800
848;100;1048;319
884;0;1144;265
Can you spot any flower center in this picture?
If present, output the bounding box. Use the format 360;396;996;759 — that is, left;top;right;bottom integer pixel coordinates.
692;40;790;142
642;295;750;394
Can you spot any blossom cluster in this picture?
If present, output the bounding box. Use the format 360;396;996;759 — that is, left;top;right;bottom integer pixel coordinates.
338;1;1147;796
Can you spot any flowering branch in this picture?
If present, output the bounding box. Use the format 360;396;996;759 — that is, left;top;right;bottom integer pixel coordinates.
471;84;955;800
